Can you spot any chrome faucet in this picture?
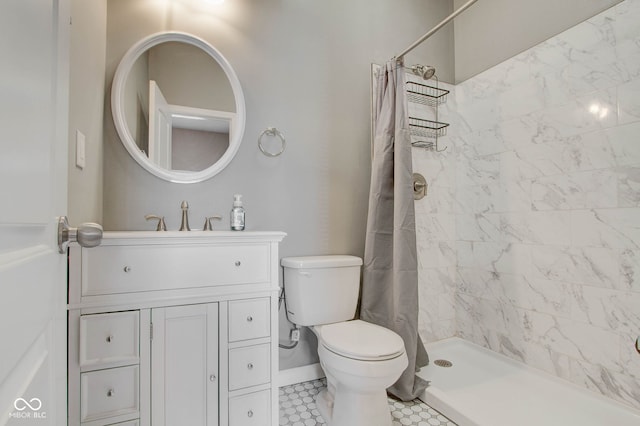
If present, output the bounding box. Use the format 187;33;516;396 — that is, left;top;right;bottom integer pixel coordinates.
179;201;190;231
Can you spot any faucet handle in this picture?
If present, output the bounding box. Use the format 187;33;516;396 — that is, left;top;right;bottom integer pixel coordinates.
179;200;191;231
203;216;223;231
145;214;167;231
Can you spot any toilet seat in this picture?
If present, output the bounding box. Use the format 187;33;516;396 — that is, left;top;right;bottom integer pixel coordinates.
314;320;405;361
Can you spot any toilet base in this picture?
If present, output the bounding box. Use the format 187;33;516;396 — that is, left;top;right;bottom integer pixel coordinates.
313;338;408;426
316;382;393;426
315;389;333;423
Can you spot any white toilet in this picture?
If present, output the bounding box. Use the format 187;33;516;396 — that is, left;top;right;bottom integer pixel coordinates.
281;255;408;426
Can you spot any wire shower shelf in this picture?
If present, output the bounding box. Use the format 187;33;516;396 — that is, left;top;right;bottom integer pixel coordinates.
408;117;449;139
406;81;449;106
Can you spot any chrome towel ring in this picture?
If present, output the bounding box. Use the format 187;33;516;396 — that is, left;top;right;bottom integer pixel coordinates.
258;127;286;157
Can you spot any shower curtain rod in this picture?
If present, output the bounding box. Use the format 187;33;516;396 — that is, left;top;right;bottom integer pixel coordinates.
395;0;479;60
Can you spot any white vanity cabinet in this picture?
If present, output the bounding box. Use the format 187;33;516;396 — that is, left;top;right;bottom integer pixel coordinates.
67;232;285;426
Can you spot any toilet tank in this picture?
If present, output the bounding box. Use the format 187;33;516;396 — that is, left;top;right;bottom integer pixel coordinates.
281;255;363;326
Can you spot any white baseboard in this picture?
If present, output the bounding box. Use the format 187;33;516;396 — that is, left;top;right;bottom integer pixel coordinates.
278;363;325;387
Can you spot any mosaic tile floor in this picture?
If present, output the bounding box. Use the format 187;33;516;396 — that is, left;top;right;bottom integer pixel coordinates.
279;378;457;426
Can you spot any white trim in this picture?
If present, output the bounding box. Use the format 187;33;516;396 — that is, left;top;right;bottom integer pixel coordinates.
278;363;325;387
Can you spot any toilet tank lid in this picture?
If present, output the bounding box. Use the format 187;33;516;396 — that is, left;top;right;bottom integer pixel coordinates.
281;255;363;269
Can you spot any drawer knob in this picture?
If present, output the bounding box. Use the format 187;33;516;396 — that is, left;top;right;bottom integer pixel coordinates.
247;410;254;418
123;266;131;273
235;261;241;267
107;389;115;397
247;363;254;370
246;316;253;322
209;374;216;382
106;335;114;343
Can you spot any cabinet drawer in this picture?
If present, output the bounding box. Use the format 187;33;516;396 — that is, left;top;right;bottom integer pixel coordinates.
80;366;139;423
229;344;271;390
228;298;270;342
229;390;270;426
82;243;270;296
80;311;139;367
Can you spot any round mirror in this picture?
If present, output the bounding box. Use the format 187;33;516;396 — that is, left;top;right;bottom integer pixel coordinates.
111;32;245;183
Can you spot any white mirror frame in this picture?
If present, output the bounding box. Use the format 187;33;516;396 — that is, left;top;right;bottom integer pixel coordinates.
111;31;246;184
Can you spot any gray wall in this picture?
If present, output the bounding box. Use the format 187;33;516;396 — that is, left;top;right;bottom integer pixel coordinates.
453;0;622;82
68;0;106;224
171;128;229;172
148;42;236;111
103;0;455;370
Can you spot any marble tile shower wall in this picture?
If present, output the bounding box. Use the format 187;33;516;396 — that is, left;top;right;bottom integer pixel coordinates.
451;0;640;409
411;77;458;343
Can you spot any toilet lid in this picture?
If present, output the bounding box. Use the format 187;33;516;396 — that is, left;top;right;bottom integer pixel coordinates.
315;320;405;361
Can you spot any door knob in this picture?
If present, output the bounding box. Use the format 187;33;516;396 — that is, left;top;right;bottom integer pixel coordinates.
57;216;103;253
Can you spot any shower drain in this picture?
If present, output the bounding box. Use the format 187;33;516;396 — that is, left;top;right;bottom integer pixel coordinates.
433;359;453;368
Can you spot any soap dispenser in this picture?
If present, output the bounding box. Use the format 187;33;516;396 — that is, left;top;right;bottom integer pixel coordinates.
230;194;245;231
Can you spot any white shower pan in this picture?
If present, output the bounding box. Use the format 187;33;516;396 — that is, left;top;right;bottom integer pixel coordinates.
417;338;640;426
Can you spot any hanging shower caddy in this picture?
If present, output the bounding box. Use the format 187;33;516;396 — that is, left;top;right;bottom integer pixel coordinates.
407;80;449;151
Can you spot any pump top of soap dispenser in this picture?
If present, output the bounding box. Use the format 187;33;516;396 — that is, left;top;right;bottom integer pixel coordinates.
233;194;243;207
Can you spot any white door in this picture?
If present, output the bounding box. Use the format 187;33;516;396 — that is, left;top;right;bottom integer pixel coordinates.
151;304;219;426
148;80;173;170
0;0;70;424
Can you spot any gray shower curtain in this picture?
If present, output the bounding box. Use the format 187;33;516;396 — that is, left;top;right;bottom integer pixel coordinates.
360;60;429;401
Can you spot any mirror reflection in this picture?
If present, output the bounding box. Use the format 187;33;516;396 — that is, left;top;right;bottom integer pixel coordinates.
123;41;236;172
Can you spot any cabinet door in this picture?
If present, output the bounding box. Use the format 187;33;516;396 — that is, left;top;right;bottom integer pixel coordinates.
151;304;218;426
